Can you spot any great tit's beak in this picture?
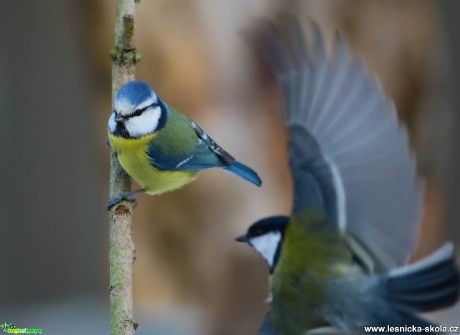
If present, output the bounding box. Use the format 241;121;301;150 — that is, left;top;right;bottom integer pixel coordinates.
235;234;249;243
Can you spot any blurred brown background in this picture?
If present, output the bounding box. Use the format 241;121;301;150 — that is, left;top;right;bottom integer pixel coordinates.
0;0;459;334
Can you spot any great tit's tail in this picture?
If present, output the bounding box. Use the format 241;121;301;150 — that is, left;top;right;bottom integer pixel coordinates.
224;161;262;187
365;243;459;334
385;242;459;313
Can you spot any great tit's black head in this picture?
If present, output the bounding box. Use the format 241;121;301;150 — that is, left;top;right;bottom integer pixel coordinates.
236;216;289;273
108;80;167;138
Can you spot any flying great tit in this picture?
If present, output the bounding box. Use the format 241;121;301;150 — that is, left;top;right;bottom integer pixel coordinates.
236;16;459;335
107;81;261;208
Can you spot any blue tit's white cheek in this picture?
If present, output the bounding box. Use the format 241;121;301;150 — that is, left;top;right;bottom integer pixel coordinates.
125;106;162;137
108;113;117;133
249;231;282;269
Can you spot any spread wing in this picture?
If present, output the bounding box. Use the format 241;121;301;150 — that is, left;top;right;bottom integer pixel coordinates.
245;16;423;269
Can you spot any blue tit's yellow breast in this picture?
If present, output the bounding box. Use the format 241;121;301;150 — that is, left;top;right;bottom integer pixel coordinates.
108;131;197;194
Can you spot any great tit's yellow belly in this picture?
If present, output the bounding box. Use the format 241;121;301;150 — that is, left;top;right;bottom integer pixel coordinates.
108;132;197;195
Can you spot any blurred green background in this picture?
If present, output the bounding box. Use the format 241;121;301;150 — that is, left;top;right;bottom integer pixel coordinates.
0;0;459;334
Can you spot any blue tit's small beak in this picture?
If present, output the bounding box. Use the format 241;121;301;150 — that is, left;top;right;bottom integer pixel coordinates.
114;114;124;123
235;234;249;243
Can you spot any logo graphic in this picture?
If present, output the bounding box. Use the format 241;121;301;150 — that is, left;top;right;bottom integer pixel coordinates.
0;323;42;334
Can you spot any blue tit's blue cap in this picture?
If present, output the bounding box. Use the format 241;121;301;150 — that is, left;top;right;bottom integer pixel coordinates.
115;80;158;107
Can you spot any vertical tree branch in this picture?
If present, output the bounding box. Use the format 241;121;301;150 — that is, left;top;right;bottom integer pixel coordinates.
109;0;140;334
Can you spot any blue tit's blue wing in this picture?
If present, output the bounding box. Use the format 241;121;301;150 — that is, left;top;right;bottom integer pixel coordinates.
148;119;262;186
186;120;237;169
189;121;262;185
247;16;423;269
147;124;230;171
148;140;223;171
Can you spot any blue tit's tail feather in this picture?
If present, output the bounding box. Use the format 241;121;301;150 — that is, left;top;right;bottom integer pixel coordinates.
245;15;423;269
224;161;262;187
385;243;460;313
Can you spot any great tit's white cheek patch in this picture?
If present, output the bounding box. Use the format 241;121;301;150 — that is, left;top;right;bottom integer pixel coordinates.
108;113;117;133
125;106;162;137
249;231;281;269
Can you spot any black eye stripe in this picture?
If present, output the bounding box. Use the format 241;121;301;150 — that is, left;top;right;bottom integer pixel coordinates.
128;104;154;118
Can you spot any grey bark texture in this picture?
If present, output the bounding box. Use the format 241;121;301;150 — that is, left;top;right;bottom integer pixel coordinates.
109;1;140;334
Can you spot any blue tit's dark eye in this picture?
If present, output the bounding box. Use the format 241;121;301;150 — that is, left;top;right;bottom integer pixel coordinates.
130;103;155;118
131;108;144;117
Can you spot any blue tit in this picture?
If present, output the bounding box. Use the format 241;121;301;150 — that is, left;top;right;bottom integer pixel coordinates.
236;16;459;335
107;80;261;208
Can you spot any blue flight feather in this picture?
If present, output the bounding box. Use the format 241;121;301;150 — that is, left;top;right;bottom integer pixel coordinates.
148;138;223;171
224;161;262;187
